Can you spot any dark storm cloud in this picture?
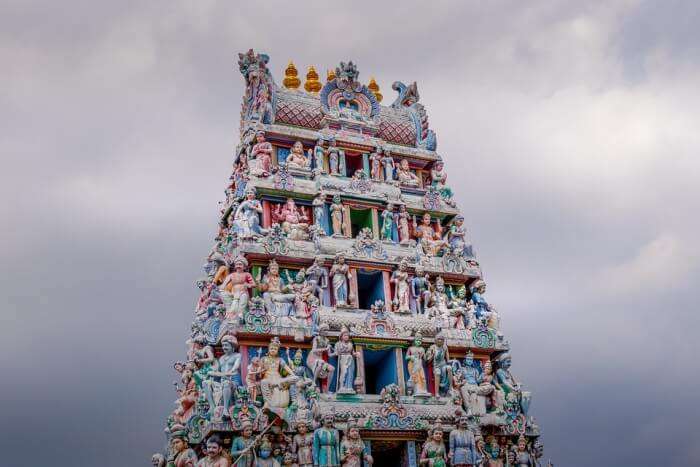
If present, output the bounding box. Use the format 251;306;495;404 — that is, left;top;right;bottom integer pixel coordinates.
1;1;699;466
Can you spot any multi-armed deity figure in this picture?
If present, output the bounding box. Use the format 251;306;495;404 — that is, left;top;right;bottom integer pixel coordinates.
259;259;296;319
233;187;266;239
260;337;299;420
220;255;256;321
312;414;340;467
413;213;447;256
203;334;242;419
329;326;359;394
273;198;310;241
285;141;311;171
405;332;430;397
339;419;373;467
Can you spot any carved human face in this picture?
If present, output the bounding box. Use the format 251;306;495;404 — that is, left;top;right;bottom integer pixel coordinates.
269;343;280;357
348;427;360;440
205;440;222;458
171;437;186;454
235;261;245;272
459;416;469;428
456;218;463;227
436;336;445;346
269;262;279;275
501;357;511;370
484;361;492;374
246;191;255;200
422;213;431;225
222;341;233;354
401;159;409;169
298;423;307;434
464;355;473;366
286;198;296;208
323;416;334;427
414;337;422;347
432;430;443;442
256;133;265;143
243;426;253;437
293;141;303;153
337;255;345;264
518;438;527;451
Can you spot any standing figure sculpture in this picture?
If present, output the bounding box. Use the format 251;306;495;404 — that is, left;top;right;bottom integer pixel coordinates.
405;332;430;396
306;331;335;392
410;266;431;315
396;159;422;188
286;141;311;170
292;421;314;467
448;415;478;467
313;138;326;174
369;146;383;181
312;414;340;467
230;421;256;467
203;335;242;419
251;131;273;177
444;215;474;258
419;425;447;467
312;193;327;235
196;435;230;467
305;257;329;305
260;337;299;420
330;195;345;237
339;420;373;467
220;256;256;321
426;333;452;397
327;139;341;176
329;326;359;394
380;150;395;182
469;280;490;321
233;187;266;239
329;253;350;307
379;203;396;243
494;353;531;415
513;436;536;467
390;260;411;313
430;160;454;204
398;205;411;245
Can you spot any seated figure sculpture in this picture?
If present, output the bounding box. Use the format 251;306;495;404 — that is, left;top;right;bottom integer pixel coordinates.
413;213;447;256
232;187;266;239
444;215;475;259
250;130;273;177
259;259;296;319
397;158;422;187
286;141;311;171
273;198;310;240
260;337;299;421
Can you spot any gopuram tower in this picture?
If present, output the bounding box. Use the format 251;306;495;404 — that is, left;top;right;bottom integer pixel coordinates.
153;49;545;467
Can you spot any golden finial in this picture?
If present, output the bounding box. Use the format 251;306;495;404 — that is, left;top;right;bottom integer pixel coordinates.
283;61;301;89
305;66;322;93
368;77;382;102
326;68;336;82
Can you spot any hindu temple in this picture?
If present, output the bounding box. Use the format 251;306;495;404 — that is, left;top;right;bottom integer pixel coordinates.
152;49;545;467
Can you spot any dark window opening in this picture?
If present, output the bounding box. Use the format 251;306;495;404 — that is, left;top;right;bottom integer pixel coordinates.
356;269;384;310
363;349;397;395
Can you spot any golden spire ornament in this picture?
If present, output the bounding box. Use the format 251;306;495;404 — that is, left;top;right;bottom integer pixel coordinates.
368;77;382;102
283;60;301;89
304;66;322;93
326;68;336;82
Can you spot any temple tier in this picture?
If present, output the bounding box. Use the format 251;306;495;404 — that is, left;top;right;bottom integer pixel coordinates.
152;49;545;467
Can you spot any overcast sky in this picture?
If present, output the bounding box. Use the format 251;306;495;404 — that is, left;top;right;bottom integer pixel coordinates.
2;1;699;466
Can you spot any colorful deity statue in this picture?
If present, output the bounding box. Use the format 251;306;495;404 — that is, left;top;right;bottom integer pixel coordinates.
305;256;329;305
284;269;315;326
430;160;453;203
312;193;327;234
292;421;314;467
259;259;296;318
456;351;492;417
369;145;383;181
419;424;447;467
153;453;166;467
313;138;326;174
428;277;465;330
444;215;474;258
312;414;340;467
220;255;256;321
397;204;411;245
482;360;503;411
172;361;198;425
482;435;504;467
245;356;264;405
330;195;345;237
255;437;280;467
340;420;373;467
390;259;411;313
405;332;430;396
397;158;422;188
469;280;490;321
286;141;311;171
273;198;310;240
410;265;431;315
413;213;447;256
196;435;230;467
448;415;478;467
329;326;359;394
251;131;273;177
191;335;216;389
381;150;395;182
329;253;350;307
203;335;242;419
166;424;198;467
426;333;452;397
494;353;531;415
260;337;299;419
379;203;396;242
232;187;266;239
306;330;335;392
230;421;256;467
327;138;341;175
513;436;537;467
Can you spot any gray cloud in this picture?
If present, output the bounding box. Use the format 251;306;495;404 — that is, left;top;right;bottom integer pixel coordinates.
1;1;699;466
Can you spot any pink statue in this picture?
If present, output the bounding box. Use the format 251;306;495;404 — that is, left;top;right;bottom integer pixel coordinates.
251;131;273;176
413;213;447;256
220;255;256;320
273;198;310;240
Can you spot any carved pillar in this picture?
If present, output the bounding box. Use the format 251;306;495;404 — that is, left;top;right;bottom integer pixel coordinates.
395;347;406;395
349;268;359;308
262;200;272;228
272;145;279;167
382;270;392;312
240;345;249;384
406;441;418;467
371;208;379;239
362;153;370;177
355;344;366;394
343;205;353;237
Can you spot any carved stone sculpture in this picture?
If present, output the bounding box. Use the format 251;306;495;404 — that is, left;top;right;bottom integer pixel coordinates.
390;259;411;314
230;421;256;467
329;326;359;394
196;435;229;467
273;198;310;241
286;141;311;170
260;337;299;420
329;253;350;307
292;421;314;467
410;266;431;315
203;335;242;419
369;146;383;181
306;331;335;392
312;414;340;467
397;158;421;187
398;204;411;245
167;424;198;467
339;420;373;467
405;332;429;396
419;424;447;467
251;131;273;177
259;259;296;318
413;213;447;256
379;203;396;243
426;333;452;397
232;187;266;239
330;195;345;237
448;415;478;467
220;255;256;321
